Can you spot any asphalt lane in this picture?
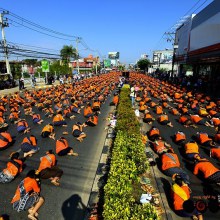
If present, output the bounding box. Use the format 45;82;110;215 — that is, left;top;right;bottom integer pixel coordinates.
141;88;220;220
0;85;114;220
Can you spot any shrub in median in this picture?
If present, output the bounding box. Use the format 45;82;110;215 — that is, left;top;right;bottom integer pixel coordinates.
103;87;158;220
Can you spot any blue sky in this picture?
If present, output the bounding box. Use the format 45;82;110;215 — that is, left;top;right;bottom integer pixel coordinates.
0;0;213;64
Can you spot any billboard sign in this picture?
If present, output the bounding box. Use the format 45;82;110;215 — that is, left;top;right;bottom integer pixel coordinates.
104;59;111;67
153;50;173;64
160;52;173;64
108;52;119;59
41;60;50;72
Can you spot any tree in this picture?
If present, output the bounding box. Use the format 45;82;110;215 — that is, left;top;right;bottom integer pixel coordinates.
118;64;125;71
92;64;101;74
137;59;151;71
11;62;22;79
60;45;77;64
22;59;39;67
50;60;63;74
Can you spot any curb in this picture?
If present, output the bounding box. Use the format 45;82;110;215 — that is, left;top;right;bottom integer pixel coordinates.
85;106;116;220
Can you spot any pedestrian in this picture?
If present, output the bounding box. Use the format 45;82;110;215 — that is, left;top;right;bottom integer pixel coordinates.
83;102;94;118
210;146;220;161
143;111;154;124
11;170;44;220
190;114;213;127
160;149;190;184
110;93;119;106
0;131;13;150
196;132;215;147
130;85;136;108
171;174;203;219
158;113;173;127
37;150;63;186
56;137;79;156
173;131;186;145
52;111;67;127
193;158;220;185
147;127;160;141
85;112;98;127
20;135;39;158
32;113;44;125
184;141;202;161
0;152;24;183
72;122;86;142
41;123;55;140
16;119;31;134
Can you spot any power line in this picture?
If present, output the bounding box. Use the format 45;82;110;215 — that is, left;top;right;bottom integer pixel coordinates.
182;0;204;17
152;0;212;51
191;0;210;14
0;8;102;60
169;0;211;31
7;41;60;53
0;7;78;39
7;18;77;42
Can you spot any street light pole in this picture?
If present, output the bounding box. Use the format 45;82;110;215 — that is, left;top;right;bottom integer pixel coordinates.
158;53;161;68
95;58;98;75
76;37;81;74
172;44;178;77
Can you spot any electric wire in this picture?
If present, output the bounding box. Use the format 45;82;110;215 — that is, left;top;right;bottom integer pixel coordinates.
0;8;101;60
191;0;210;14
7;18;77;42
0;7;78;39
7;41;60;53
153;0;212;51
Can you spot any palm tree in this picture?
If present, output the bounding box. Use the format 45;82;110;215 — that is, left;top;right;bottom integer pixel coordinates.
60;45;77;64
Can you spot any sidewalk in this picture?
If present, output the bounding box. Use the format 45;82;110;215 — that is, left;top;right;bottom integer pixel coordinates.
0;80;60;96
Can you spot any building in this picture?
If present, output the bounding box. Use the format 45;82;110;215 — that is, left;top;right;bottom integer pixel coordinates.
141;54;148;59
174;0;220;95
71;54;99;73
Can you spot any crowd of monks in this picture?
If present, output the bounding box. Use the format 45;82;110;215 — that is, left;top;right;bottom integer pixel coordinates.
1;71;219;219
130;73;220;220
0;73;119;220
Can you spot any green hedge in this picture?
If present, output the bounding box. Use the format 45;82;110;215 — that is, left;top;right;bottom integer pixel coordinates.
103;87;158;220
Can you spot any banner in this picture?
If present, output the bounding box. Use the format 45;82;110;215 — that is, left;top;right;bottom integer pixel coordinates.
41;60;50;72
108;52;119;59
104;59;111;67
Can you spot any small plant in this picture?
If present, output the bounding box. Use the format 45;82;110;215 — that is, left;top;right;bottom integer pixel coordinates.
103;87;159;220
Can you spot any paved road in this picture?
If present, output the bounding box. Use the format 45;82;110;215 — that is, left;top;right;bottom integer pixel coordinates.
0;81;60;96
0;84;114;220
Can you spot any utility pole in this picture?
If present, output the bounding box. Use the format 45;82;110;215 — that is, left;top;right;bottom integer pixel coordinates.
164;31;177;77
95;58;98;75
76;37;81;74
0;11;12;79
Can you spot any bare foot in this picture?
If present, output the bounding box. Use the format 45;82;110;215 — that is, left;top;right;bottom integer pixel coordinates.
62;131;68;135
51;180;60;186
77;138;83;142
28;208;39;217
